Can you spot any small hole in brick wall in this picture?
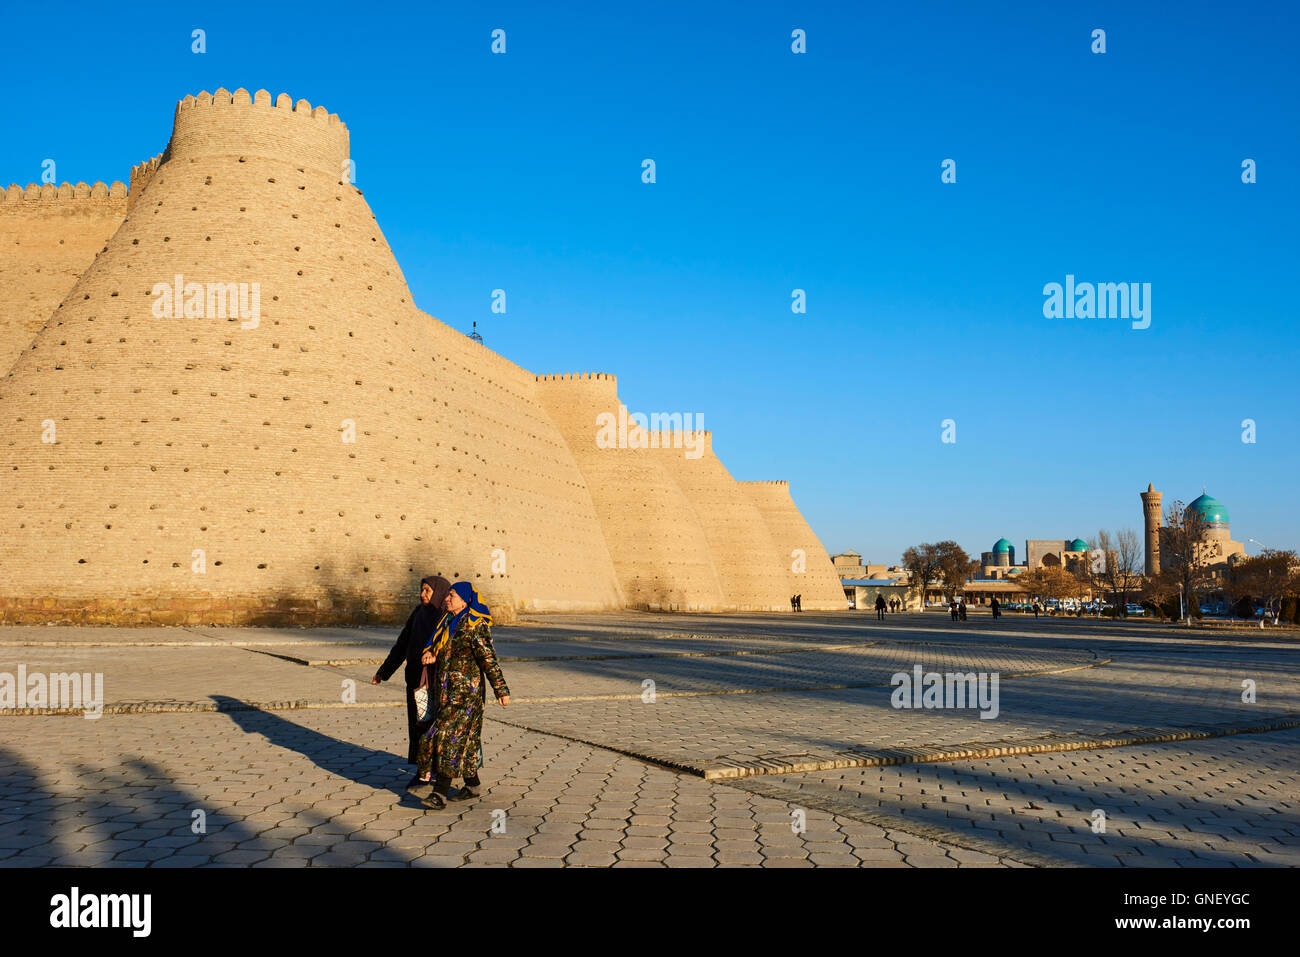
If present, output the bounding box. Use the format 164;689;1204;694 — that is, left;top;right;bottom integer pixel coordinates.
132;239;138;245
192;207;197;211
205;236;211;241
267;178;275;183
299;185;305;190
294;246;300;252
78;558;86;563
297;270;303;276
164;237;170;242
240;207;246;212
239;157;246;163
214;561;222;566
142;559;149;564
292;214;298;219
257;563;267;569
314;565;320;570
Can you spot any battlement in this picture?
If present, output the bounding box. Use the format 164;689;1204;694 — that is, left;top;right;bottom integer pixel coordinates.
175;87;346;128
127;153;164;210
1;180;127;210
166;87;350;176
738;480;790;487
535;372;617;384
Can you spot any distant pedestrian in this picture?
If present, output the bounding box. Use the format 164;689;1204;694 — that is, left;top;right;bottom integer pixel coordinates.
950;600;959;621
795;594;802;613
990;597;1000;620
1032;601;1040;618
875;594;887;620
959;599;968;622
791;595;797;613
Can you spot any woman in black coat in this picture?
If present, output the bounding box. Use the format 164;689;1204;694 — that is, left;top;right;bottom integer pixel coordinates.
371;576;451;782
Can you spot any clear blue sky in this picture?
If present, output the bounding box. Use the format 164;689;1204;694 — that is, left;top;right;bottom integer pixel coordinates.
4;1;1297;564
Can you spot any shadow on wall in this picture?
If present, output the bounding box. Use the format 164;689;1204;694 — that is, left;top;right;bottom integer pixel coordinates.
0;538;499;628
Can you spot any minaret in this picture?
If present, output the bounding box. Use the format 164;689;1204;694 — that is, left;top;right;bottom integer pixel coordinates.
1140;483;1162;575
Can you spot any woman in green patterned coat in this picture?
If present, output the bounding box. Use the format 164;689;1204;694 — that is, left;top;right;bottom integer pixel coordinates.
417;581;510;810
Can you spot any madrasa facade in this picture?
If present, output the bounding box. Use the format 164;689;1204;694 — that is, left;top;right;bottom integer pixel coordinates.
0;88;845;625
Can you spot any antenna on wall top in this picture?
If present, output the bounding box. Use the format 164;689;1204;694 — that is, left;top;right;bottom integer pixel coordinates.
469;321;483;345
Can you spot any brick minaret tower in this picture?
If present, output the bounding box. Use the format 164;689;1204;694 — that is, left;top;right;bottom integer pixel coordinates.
1141;483;1163;575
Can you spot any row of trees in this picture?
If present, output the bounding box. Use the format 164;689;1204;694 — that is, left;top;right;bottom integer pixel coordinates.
901;500;1300;622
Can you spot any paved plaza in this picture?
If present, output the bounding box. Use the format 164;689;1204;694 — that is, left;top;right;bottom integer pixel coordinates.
1;611;1297;867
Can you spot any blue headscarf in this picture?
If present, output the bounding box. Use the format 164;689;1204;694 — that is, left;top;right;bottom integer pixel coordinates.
423;582;492;660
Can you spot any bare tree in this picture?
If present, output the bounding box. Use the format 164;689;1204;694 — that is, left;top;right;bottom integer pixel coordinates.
1155;500;1213;623
901;543;944;609
1092;528;1143;615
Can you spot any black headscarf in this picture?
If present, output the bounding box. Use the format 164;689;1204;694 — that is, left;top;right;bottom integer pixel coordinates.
412;575;452;643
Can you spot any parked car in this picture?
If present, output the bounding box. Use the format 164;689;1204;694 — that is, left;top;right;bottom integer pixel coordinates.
1125;603;1146;616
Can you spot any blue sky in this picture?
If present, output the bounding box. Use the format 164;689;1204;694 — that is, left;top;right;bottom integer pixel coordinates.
4;1;1297;563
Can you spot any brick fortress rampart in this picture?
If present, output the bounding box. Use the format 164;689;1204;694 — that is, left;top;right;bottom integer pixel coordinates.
0;89;842;625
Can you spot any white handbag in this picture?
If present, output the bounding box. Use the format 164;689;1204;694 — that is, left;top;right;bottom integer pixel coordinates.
414;664;433;722
414;684;432;722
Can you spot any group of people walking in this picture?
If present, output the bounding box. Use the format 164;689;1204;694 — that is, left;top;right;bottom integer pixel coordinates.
872;595;904;619
372;576;511;810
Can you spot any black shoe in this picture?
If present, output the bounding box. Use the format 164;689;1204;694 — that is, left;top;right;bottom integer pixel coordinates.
421;792;447;810
447;787;478;802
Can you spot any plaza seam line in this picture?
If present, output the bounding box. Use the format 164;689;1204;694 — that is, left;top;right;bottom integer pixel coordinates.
240;640;879;667
0;654;1108;715
721;776;1070;869
479;711;1300;783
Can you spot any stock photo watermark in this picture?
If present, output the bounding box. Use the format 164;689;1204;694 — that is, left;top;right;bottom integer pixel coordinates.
1;667;104;718
890;665;1000;719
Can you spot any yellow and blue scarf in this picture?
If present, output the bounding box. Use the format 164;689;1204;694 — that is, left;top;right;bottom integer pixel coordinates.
423;581;492;662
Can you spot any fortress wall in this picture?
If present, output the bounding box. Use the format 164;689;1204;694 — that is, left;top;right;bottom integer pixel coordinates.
738;480;847;610
647;432;791;610
0;91;512;626
0;86;842;624
535;375;726;610
128;155;164;213
416;322;625;612
168;89;350;176
0;182;128;375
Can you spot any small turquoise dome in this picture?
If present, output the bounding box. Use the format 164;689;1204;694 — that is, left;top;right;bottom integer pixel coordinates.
1068;538;1088;552
1187;493;1229;526
992;538;1013;554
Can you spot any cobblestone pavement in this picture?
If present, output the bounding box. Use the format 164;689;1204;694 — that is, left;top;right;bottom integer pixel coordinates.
0;710;1009;868
1;612;1296;866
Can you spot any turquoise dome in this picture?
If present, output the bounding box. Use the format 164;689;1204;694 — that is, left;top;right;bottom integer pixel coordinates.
992;538;1013;554
1187;493;1229;526
1068;538;1088;552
